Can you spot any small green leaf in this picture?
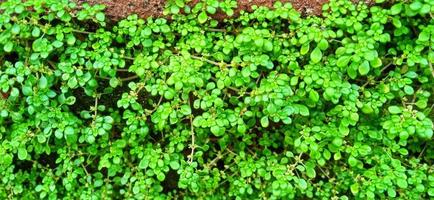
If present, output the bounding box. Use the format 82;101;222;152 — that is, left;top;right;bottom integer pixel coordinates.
52;40;63;48
350;183;359;194
364;50;377;61
396;178;408;189
409;1;422;10
95;12;105;22
139;158;149;169
38;76;48;89
390;3;402;15
298;105;309;116
332;138;343;147
10;87;19;98
22;86;33;96
337;56;351;67
170;161;180;170
298;179;307;189
32;27;41;37
403;85;414;95
206;6;216;14
170;5;180;14
358;60;370;75
310;47;322;63
387;188;396;197
164;90;175;99
3;41;13;52
309;90;319;102
18;147;27;160
300;43;310;55
109;78;119;88
175;0;185;7
211;126;223;136
418;31;430;42
388;106;402;114
32;38;45;51
317;39;329;50
65;96;76;105
157;172;166;181
14;5;25;13
348;156;358;167
67;77;78;88
64;126;75;135
254;38;264;48
11;24;20;34
2;154;13;166
66;34;76;45
370;57;382;68
361;104;374;114
55;130;63;138
306;165;316;178
260;116;269;127
198;11;208;24
263;40;273;52
415;100;427;109
180;105;192;115
429;188;434;196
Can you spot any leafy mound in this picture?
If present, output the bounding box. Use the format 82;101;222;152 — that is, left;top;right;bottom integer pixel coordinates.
0;0;433;199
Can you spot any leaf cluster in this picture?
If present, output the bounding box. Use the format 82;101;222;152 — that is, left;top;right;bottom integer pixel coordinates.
0;0;433;199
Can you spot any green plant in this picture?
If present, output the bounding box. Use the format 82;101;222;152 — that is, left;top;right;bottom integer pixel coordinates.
0;0;433;199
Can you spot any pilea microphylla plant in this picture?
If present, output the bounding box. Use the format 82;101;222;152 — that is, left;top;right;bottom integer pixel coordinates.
0;0;433;199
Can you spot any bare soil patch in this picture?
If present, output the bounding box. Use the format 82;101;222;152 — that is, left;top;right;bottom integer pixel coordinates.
77;0;329;21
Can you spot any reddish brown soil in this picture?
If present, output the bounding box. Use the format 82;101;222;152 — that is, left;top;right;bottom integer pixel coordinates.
77;0;329;21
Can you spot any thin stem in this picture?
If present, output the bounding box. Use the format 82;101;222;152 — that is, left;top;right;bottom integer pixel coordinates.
429;48;434;79
207;152;229;168
47;60;56;69
120;75;139;82
210;77;250;95
318;165;331;179
361;77;373;88
190;55;232;67
380;61;394;73
146;96;163;115
429;61;434;78
226;148;238;156
97;75;139;82
361;61;394;89
96;76;111;80
208;28;227;32
188;114;195;164
418;143;428;160
93;94;99;121
72;29;93;35
121;56;135;61
116;68;130;72
81;162;90;177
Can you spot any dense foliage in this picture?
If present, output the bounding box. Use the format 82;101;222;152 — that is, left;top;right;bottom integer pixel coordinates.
0;0;433;199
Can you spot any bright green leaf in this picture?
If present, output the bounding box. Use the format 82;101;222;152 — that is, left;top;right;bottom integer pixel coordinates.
18;147;27;160
310;47;322;63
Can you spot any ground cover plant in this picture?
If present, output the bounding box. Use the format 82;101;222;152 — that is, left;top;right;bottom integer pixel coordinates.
0;0;433;199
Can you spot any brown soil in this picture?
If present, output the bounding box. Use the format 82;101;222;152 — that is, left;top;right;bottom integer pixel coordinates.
76;0;329;21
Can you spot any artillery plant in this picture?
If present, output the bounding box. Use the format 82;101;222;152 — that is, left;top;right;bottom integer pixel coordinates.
0;0;433;199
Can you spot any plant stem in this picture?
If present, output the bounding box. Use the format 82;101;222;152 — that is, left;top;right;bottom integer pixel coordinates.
208;28;227;32
120;75;139;81
188;114;195;164
190;55;232;67
121;56;135;61
429;61;434;78
116;68;130;72
72;29;93;34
